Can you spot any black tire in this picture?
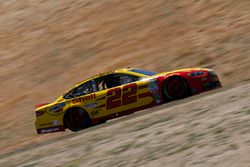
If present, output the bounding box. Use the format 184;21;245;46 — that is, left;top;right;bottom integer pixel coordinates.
163;77;189;100
64;108;91;132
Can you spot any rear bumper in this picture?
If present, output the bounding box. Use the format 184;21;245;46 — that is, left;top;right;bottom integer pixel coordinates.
36;125;65;134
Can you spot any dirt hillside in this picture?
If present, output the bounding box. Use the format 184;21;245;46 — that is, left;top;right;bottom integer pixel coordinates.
0;0;250;159
1;82;250;167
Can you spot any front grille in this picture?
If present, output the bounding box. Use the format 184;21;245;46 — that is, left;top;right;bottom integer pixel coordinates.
208;71;217;77
203;81;221;90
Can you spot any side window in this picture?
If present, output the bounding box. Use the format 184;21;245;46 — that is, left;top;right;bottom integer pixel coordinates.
105;74;122;89
119;74;139;85
64;80;96;99
92;73;140;92
95;77;108;91
105;74;139;89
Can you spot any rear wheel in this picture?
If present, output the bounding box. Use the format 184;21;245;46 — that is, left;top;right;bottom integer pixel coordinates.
163;77;189;100
64;108;91;132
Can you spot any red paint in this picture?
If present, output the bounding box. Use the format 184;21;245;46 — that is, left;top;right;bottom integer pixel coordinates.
35;103;49;109
106;83;139;110
106;88;122;109
122;83;137;105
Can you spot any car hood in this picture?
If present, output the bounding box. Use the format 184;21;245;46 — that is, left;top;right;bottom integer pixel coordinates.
154;67;211;77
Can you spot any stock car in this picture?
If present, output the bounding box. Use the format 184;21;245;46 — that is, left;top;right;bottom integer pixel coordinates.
35;67;221;134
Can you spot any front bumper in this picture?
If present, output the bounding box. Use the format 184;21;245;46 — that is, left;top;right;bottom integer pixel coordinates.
203;81;221;90
203;72;222;90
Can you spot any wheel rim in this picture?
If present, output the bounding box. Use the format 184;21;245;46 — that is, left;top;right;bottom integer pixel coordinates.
165;78;187;99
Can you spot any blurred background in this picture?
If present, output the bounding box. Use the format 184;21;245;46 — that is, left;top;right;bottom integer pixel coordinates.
0;0;250;160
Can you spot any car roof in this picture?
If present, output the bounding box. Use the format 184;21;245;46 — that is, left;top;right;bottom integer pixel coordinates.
75;67;147;87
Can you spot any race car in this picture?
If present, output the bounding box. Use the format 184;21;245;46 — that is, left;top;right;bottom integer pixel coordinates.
35;67;221;134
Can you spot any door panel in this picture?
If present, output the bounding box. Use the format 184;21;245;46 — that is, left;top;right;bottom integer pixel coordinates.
92;76;159;120
104;81;156;116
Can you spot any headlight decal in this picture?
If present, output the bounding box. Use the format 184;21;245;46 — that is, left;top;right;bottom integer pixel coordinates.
188;71;205;77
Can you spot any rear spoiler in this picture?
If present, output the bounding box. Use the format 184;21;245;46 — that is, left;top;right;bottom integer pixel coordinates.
35;103;49;109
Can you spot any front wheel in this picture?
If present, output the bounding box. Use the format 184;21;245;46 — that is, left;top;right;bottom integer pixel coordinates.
64;108;91;132
163;77;189;100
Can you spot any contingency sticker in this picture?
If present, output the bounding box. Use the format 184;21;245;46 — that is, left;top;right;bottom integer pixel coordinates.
85;103;98;109
148;79;159;92
148;79;161;104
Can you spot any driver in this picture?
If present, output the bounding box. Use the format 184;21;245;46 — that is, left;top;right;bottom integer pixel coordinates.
106;75;121;88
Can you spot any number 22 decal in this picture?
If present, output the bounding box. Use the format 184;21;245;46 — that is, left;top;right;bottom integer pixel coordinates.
107;83;137;110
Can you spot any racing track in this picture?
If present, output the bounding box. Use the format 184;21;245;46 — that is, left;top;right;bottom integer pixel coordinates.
0;85;232;160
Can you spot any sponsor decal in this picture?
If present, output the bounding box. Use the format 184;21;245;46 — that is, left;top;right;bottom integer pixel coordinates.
85;103;97;109
148;80;161;104
90;110;99;117
148;79;159;92
72;94;96;104
37;125;65;134
153;93;161;104
53;120;59;125
41;127;60;134
49;102;66;113
106;83;137;109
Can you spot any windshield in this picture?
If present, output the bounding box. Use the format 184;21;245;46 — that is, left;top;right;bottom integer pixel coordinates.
129;69;157;76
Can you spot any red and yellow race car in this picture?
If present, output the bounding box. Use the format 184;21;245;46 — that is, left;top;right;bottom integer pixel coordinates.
35;67;221;134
